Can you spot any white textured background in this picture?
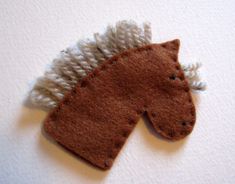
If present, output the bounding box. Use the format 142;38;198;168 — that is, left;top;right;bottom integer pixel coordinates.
0;0;235;184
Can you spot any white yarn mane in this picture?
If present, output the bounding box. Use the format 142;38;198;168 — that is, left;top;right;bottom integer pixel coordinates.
29;20;206;109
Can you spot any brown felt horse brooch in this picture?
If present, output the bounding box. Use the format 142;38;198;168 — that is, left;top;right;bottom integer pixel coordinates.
28;21;205;170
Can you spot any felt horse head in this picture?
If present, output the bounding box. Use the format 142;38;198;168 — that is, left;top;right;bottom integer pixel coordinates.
29;21;205;170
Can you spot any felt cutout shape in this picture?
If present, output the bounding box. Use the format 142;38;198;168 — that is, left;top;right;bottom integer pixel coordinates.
44;40;196;170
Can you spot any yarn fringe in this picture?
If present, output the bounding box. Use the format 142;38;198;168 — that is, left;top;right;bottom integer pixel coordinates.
29;20;205;109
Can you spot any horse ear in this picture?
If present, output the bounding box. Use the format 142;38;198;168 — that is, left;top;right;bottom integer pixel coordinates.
161;39;180;54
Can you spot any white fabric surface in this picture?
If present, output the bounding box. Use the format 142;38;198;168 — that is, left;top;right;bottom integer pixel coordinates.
0;1;235;183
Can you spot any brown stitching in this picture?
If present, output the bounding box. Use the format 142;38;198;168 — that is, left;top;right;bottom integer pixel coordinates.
151;112;156;117
169;74;177;80
158;125;163;131
128;117;135;125
93;69;99;76
108;151;114;158
76;44;183;96
121;130;129;137
136;109;143;115
70;44;190;103
170;54;177;62
100;64;107;71
114;141;122;148
190;121;194;126
110;60;117;65
57;105;61;112
161;44;167;48
72;87;77;94
63;98;69;105
76;46;154;92
50;113;57;121
167;49;195;130
168;130;175;137
182;121;187;126
89;73;95;79
184;87;190;92
145;45;153;50
104;158;113;168
80;80;88;88
191;107;195;116
180;76;185;81
143;104;148;109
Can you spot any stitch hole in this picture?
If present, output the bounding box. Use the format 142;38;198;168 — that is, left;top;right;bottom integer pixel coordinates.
179;75;185;80
175;65;180;70
93;69;99;76
184;87;190;92
128;118;135;125
80;80;88;88
89;73;95;78
168;130;175;138
169;74;176;80
115;141;122;148
181;121;192;126
108;151;115;159
50;113;57;121
122;131;128;137
145;45;153;50
110;60;117;65
54;106;61;115
170;54;177;62
191;108;195;116
151;112;156;117
71;88;77;94
136;109;143;115
182;122;187;126
63;98;69;105
158;125;163;131
101;65;107;71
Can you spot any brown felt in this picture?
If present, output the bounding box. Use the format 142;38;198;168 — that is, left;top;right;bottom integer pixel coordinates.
44;39;196;170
